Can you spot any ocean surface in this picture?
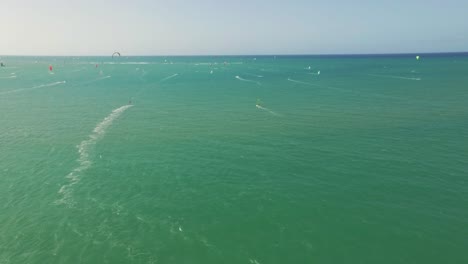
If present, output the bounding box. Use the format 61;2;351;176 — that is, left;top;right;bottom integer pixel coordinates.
0;54;467;263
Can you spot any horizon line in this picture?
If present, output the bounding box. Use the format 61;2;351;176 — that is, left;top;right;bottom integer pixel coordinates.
1;51;467;57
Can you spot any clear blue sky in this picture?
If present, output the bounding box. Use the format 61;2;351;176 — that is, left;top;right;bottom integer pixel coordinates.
1;0;467;55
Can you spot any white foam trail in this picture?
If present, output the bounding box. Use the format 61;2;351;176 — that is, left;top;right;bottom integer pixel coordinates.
0;81;66;95
235;76;261;85
0;75;16;79
71;68;86;73
57;104;133;206
249;259;261;264
160;73;179;82
119;62;150;65
95;75;111;81
244;73;264;78
367;74;421;81
288;78;347;92
256;104;280;116
307;70;321;76
80;75;111;85
287;78;318;86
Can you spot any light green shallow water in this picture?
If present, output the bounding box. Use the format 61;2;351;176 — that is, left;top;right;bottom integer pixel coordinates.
0;55;467;263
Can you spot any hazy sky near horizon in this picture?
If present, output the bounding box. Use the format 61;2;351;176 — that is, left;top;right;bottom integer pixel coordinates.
1;0;467;55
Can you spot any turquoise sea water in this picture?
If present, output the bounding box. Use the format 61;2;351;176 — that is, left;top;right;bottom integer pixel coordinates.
0;54;467;263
